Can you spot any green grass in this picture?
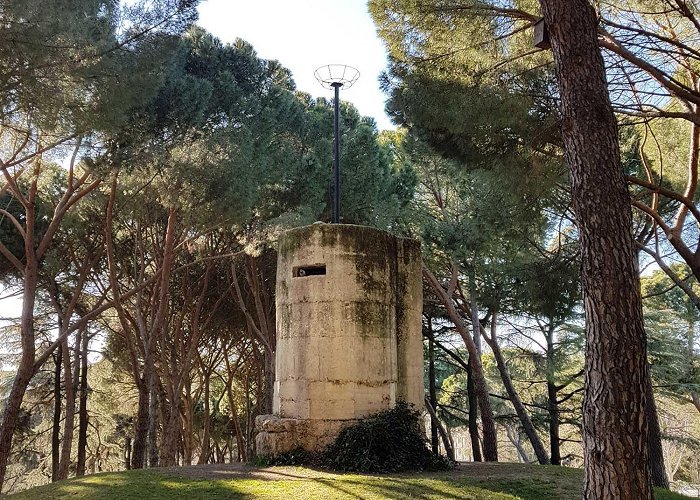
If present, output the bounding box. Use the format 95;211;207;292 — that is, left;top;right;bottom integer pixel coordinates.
6;463;693;500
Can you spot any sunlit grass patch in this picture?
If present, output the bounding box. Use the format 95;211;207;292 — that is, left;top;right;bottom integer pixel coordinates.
7;463;694;500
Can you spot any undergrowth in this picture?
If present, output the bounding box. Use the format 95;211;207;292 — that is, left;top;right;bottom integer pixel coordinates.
258;402;454;473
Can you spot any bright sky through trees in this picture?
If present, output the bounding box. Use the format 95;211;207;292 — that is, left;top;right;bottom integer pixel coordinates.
197;0;394;130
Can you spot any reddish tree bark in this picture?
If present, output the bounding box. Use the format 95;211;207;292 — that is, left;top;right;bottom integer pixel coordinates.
539;1;652;497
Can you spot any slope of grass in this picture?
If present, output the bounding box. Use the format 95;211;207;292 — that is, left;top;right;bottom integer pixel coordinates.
7;463;692;500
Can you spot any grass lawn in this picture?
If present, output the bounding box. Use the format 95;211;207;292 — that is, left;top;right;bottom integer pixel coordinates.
7;463;693;499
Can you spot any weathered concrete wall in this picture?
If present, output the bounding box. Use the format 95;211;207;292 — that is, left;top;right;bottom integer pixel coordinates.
257;223;423;456
395;237;424;408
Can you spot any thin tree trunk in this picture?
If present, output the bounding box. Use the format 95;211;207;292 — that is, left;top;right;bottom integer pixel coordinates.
547;381;561;466
423;265;498;461
198;372;212;465
124;436;132;470
424;399;455;461
505;424;530;463
245;255;276;414
183;382;193;466
467;294;498;462
0;253;38;492
646;377;669;489
466;356;482;462
148;375;160;467
539;1;652;497
131;374;150;469
545;325;561;466
76;329;90;476
51;348;62;482
427;324;440;455
57;333;79;480
689;321;700;414
483;314;549;464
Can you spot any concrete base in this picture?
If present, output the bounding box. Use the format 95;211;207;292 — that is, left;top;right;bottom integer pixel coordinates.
255;415;355;456
256;224;423;459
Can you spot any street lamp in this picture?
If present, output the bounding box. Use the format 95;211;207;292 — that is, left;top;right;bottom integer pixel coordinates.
314;64;360;224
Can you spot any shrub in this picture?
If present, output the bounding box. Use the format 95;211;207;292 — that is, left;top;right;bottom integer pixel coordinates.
321;402;453;473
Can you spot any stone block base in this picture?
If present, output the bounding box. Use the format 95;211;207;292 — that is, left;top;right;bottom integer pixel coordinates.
255;415;356;457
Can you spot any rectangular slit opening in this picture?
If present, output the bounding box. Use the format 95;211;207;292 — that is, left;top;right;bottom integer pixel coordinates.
293;264;326;277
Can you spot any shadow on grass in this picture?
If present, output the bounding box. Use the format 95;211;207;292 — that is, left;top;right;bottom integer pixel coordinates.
8;471;250;500
8;464;694;500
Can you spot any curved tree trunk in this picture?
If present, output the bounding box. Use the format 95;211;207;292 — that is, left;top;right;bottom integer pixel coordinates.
423;265;498;461
483;314;549;464
0;253;38;492
424;399;455;461
539;1;652;497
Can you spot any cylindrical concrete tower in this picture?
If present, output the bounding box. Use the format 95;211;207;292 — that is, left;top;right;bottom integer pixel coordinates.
256;223;423;455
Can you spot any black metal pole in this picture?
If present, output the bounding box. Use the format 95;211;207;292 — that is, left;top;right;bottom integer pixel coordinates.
332;82;341;224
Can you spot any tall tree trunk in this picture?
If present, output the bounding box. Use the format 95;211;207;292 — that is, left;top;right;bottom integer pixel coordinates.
224;347;246;462
198;372;212;465
424;265;498;461
51;348;62;482
227;384;246;462
0;254;38;492
468;295;498;462
505;423;530;463
131;374;150;469
539;1;652;497
57;333;79;480
148;375;160;467
547;380;561;466
124;436;132;470
182;383;193;466
76;330;90;476
545;325;562;466
424;399;455;461
484;314;549;464
427;324;440;455
246;255;276;415
465;356;482;462
646;377;669;489
159;376;184;468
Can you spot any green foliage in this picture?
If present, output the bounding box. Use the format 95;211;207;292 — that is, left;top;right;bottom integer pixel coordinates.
0;0;197;134
641;266;700;400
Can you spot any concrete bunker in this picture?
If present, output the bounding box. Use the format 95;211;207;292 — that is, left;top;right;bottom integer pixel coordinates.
255;223;423;456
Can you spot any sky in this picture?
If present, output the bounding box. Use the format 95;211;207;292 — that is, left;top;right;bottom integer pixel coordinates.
196;0;395;130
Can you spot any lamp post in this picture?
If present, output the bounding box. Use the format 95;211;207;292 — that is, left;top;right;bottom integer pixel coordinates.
314;64;360;224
